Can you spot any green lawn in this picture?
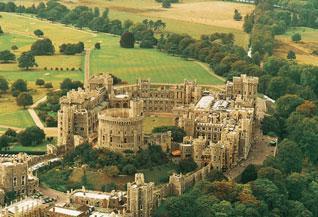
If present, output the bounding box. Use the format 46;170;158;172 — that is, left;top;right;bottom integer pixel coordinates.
143;116;175;134
275;27;318;66
0;70;84;84
0;32;34;51
90;34;224;85
8;143;47;152
0;110;34;128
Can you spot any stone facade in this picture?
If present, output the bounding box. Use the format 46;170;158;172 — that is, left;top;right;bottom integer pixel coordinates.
98;100;145;153
127;174;154;217
0;154;39;206
57;73;207;153
173;74;258;171
57;74;258;173
0;198;45;217
69;187;126;210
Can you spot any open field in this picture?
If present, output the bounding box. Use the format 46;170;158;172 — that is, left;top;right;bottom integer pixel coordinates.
274;27;318;66
90;34;224;85
0;0;253;47
65;0;253;47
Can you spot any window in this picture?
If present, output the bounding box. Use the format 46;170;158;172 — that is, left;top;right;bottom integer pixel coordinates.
21;176;25;186
13;177;17;187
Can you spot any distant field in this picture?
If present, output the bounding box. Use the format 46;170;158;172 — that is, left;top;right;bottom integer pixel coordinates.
0;0;253;47
66;0;253;47
90;34;224;85
274;27;318;66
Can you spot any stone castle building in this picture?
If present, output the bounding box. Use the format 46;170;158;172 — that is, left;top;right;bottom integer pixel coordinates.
57;73;258;172
97;100;145;152
127;174;154;217
0;154;39;206
57;73;206;153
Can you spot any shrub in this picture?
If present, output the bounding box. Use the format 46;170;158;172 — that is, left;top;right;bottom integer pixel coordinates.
120;32;135;48
44;82;53;89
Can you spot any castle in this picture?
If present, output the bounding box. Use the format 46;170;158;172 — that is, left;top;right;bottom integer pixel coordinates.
0;154;39;206
57;73;258;173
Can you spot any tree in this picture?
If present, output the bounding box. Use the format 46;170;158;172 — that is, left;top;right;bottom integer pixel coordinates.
31;38;55;55
16;92;33;108
286;173;307;200
251;178;285;210
177;159;197;174
11;45;18;51
120;32;135;48
35;79;45;87
291;33;302;42
44;82;53;89
104;165;120;177
0;50;16;63
18;52;37;70
11;79;27;95
17;126;45;146
0;135;10;150
276;139;304;174
45;116;57;127
122;164;137;175
152;126;185;143
287;50;296;60
0;26;3;34
95;42;101;49
0;76;9;94
240;164;258;184
276;94;304;118
60;78;83;91
162;0;171;8
261;115;281;136
234;9;242;21
33;29;44;37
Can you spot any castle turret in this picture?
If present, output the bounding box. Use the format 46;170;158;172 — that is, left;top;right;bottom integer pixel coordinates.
127;173;154;217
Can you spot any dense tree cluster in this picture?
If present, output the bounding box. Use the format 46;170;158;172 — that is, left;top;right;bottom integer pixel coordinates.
244;0;318;57
0;50;16;63
36;90;63;127
17;126;45;147
16;92;33;108
59;42;84;55
60;78;83;91
18;52;38;70
120;32;135;48
157;32;261;79
31;38;55;56
152;126;186;143
63;144;169;176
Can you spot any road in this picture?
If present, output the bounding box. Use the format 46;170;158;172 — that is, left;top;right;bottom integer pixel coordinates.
39;185;68;204
25;96;58;137
84;48;92;89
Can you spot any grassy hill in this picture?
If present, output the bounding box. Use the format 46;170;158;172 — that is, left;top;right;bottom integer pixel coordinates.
274;27;318;66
